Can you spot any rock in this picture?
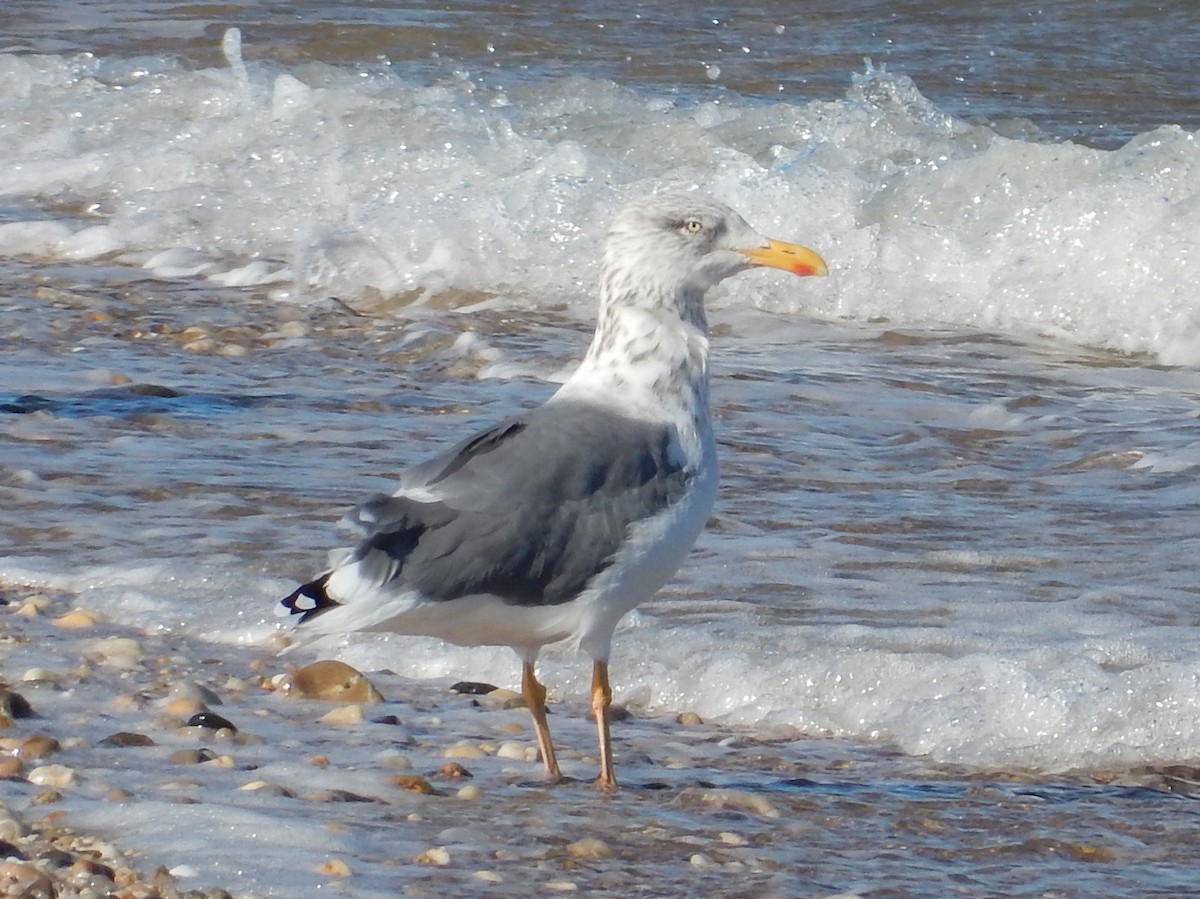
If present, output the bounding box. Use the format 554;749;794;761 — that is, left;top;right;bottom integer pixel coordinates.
98;732;154;749
676;711;704;726
0;861;55;895
435;762;472;779
184;711;237;732
393;774;438;795
161;697;207;718
449;681;499;695
676;788;780;818
17;735;60;758
19;669;61;685
566;838;613;859
317;858;352;877
496;741;535;762
319;704;365;726
380;753;412;771
0;688;36;720
0;758;23;779
456;784;483;800
168;748;217;764
305;789;380;803
27;764;75;788
413;847;450;866
443;743;486;760
88;636;144;668
51;608;103;629
277;660;383;703
167;680;223;707
239;780;295;798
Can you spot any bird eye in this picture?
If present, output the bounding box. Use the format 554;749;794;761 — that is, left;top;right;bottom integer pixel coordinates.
682;219;704;234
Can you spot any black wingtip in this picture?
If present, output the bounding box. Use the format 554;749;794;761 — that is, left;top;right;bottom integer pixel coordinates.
278;576;340;624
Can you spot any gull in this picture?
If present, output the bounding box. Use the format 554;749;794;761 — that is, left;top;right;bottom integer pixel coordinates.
278;191;827;787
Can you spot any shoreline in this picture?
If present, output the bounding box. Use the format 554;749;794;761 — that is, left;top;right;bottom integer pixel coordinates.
1;586;1197;897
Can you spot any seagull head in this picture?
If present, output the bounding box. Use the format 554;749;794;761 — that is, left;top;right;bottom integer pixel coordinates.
600;191;827;324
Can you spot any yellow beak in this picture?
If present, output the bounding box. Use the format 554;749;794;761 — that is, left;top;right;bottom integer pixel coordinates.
739;239;829;277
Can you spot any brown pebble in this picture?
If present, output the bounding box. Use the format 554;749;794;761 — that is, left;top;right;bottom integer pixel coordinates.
69;857;116;881
318;858;352;877
168;748;217;765
99;732;156;748
18;735;60;759
393;774;438;795
676;711;704;726
51;608;102;629
0;860;55;894
0;758;22;779
435;762;473;779
278;660;384;703
31;788;61;805
161;697;207;718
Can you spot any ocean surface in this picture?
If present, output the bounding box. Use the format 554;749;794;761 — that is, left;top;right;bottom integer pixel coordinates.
2;1;1200;896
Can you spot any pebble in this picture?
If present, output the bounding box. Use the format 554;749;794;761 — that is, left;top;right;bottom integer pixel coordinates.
393;774;437;795
379;753;412;771
161;697;207;718
676;711;704;726
449;681;499;695
0;758;23;779
545;880;579;892
88;636;145;668
0;860;55;895
436;762;473;779
167;679;224;707
677;788;780;818
413;846;450;866
443;743;487;760
185;711;238;732
20;668;62;685
317;858;352;877
278;660;384;703
456;784;483;801
18;735;61;758
473;870;503;883
319;703;365;726
16;594;53;616
168;748;217;765
566;838;613;859
0;688;36;721
51;608;103;629
28;764;76;788
239;781;295;798
717;831;748;846
496;741;536;762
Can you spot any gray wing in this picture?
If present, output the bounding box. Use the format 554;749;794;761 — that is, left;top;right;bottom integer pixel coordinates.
338;401;692;607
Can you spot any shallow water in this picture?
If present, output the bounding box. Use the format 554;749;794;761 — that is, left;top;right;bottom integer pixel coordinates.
2;1;1200;896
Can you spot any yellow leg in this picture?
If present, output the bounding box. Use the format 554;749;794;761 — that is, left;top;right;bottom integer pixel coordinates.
592;659;617;789
521;660;560;779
